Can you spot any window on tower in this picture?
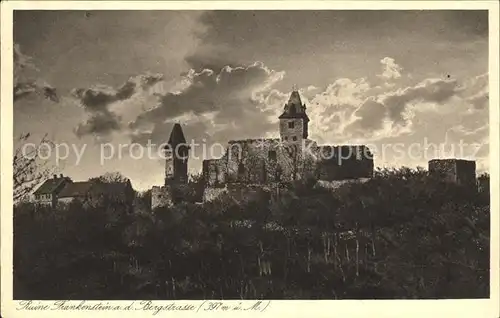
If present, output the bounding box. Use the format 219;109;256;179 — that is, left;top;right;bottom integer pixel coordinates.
288;121;295;129
292;136;297;141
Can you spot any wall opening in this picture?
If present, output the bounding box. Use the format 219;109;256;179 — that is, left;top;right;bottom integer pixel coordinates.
268;150;277;161
238;162;245;181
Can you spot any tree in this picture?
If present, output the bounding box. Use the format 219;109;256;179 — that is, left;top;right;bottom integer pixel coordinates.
90;172;129;183
13;44;59;202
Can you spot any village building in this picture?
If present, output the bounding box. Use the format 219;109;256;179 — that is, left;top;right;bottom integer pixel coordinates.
151;89;374;209
34;176;134;209
58;180;134;208
32;174;72;207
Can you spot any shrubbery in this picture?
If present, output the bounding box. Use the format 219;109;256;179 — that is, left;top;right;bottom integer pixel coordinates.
13;167;489;299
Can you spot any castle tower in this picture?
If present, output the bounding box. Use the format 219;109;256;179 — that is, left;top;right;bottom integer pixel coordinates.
279;89;310;142
164;123;189;186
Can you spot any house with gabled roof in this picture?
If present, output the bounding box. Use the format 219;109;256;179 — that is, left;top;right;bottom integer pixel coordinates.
33;174;72;207
57;181;95;204
58;179;134;209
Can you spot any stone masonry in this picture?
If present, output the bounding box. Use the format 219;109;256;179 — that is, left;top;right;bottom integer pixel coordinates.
428;159;476;187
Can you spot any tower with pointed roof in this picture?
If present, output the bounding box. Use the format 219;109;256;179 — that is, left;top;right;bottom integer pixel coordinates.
164;123;189;186
278;89;310;142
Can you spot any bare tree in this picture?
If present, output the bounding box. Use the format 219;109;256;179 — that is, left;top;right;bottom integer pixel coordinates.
13;44;60;202
13;133;55;202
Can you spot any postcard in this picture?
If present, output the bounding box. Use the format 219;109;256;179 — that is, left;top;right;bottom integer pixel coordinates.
1;1;499;318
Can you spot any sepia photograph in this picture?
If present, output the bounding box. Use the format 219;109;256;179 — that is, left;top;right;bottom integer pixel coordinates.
2;4;497;307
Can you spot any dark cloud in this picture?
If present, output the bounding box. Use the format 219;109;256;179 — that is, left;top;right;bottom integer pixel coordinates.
72;73;163;111
13;44;59;103
197;11;488;55
74;110;122;138
334;77;474;140
129;62;282;147
72;73;163;137
383;78;459;124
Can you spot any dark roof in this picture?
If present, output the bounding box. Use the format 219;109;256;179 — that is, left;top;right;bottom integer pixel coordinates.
288;90;302;106
278;90;310;121
33;177;71;195
167;123;187;146
58;181;94;198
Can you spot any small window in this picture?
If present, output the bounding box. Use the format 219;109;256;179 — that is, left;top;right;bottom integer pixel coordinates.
284;136;288;141
292;136;297;141
288;121;295;129
268;150;277;161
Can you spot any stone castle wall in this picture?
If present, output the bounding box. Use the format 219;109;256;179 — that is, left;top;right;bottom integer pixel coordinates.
203;138;322;187
316;145;374;180
428;159;476;187
202;138;374;199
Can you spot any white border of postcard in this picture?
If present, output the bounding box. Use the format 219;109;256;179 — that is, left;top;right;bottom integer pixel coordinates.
1;1;499;318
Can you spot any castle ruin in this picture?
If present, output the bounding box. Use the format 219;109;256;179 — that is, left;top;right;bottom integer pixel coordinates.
151;89;375;209
201;90;374;202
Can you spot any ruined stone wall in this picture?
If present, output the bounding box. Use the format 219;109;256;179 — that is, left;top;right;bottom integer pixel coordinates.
428;159;476;187
203;186;228;202
203;158;227;187
222;138;317;184
201;139;374;204
455;160;476;187
151;186;172;209
226;183;272;203
225;139;280;184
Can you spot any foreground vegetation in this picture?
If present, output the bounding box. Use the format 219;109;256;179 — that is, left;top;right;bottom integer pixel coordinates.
14;168;490;299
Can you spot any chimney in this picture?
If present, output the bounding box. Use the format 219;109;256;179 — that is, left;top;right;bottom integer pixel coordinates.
53;174;57;179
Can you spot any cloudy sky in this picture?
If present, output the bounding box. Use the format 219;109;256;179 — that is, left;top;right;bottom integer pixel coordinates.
13;10;489;190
